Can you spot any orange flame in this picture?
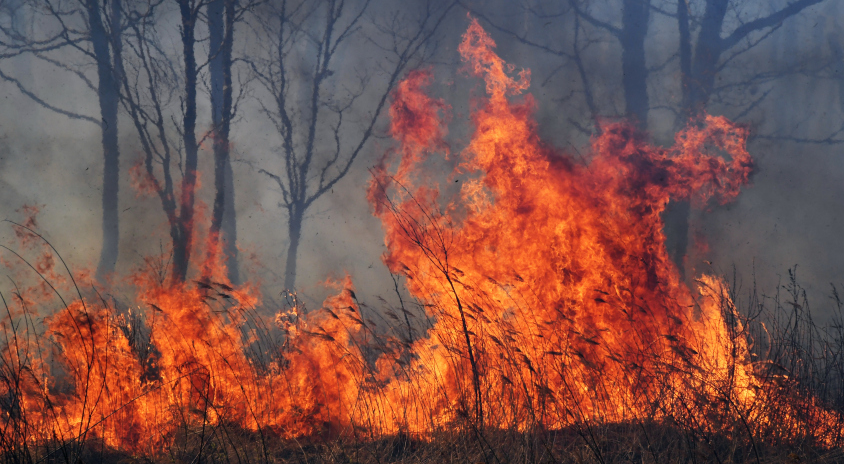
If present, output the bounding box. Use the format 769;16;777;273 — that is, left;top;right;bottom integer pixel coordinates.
365;17;834;440
0;18;839;456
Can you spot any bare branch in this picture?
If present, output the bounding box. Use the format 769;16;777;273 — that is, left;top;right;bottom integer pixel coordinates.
465;3;574;59
567;0;621;37
721;0;825;51
717;22;782;72
258;167;292;206
33;52;97;91
306;0;459;207
0;66;98;124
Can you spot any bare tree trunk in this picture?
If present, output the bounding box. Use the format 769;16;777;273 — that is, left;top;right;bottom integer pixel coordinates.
284;205;303;291
621;0;650;127
667;0;822;276
686;0;728;114
173;0;199;283
208;0;239;283
617;0;696;280
89;0;121;281
660;0;694;278
254;0;456;292
678;0;691;109
222;146;238;281
665;0;728;278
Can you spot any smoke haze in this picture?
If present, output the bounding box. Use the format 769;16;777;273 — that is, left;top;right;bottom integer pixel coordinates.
0;0;841;315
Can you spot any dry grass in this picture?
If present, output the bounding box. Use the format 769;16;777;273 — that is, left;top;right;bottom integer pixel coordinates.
0;233;842;463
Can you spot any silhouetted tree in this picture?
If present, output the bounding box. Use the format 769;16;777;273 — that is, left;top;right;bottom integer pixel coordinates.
248;0;457;290
571;0;651;126
0;0;126;280
665;0;826;274
207;0;239;283
119;0;202;283
470;0;831;276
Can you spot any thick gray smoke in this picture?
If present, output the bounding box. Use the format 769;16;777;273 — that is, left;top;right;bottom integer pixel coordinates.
0;0;841;315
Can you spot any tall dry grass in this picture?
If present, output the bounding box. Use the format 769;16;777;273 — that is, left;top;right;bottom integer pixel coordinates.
0;227;841;463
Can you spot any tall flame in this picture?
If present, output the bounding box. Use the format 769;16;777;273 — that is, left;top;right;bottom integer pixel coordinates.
0;18;838;457
366;18;833;439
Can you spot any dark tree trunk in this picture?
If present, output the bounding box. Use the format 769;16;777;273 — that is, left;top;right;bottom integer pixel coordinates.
662;199;691;276
173;0;199;283
617;0;696;279
665;0;728;277
678;0;692;107
621;0;651;127
686;0;728;114
222;154;238;281
89;0;121;281
256;0;455;292
284;205;303;291
208;0;239;284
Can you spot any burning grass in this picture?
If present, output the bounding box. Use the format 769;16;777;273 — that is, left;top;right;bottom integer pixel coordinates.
0;18;843;464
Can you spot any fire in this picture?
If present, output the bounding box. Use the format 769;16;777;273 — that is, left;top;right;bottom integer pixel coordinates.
366;17;834;440
0;18;838;456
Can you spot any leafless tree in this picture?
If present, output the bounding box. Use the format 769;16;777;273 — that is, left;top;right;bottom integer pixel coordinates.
247;0;457;290
121;0;252;284
207;0;239;284
118;0;208;283
467;0;831;276
665;0;826;274
0;0;253;285
0;0;127;280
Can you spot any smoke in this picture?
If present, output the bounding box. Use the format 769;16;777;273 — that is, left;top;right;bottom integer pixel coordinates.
0;0;841;316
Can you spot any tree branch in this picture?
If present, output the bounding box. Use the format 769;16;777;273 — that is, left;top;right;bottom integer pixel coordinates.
568;0;621;37
721;0;825;51
0;66;99;124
